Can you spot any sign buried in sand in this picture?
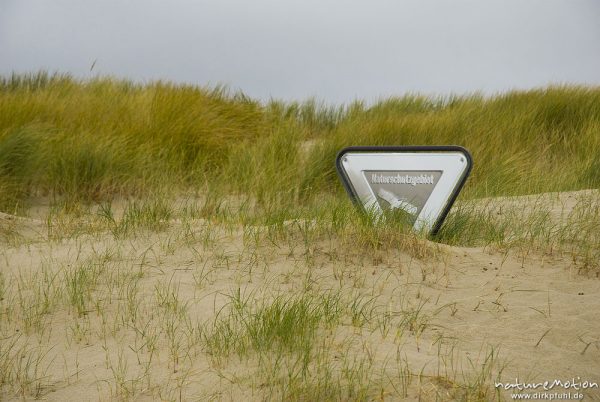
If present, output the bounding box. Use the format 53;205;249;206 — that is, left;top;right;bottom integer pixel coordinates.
336;146;472;235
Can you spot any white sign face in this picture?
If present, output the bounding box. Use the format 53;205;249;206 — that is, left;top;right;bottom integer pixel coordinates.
336;146;472;235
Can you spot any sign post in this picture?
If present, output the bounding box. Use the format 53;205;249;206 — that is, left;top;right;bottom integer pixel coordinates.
336;146;472;235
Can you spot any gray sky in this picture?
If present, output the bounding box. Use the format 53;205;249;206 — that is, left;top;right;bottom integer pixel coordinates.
1;0;599;104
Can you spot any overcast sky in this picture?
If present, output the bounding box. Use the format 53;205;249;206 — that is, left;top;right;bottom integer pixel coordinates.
1;0;599;104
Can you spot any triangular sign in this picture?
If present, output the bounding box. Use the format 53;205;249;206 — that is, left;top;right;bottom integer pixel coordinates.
336;146;472;235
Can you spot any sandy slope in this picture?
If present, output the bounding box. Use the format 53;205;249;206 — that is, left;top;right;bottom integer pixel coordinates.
0;191;599;401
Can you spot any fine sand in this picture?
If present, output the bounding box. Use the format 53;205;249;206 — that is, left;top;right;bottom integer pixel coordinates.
1;190;599;401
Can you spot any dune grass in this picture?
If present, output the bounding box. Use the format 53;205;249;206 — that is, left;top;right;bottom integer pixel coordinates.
1;72;598;266
1;72;599;400
1;72;599;209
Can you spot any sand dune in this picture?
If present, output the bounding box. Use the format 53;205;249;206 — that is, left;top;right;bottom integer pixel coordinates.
0;191;598;401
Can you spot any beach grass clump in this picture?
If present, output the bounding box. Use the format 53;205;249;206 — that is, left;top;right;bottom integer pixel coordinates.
0;72;266;205
1;72;599;270
1;72;599;211
202;291;342;361
435;190;600;273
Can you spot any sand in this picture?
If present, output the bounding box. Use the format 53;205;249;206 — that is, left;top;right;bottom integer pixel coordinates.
0;190;598;401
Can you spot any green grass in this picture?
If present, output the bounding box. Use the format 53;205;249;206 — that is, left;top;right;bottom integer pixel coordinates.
202;290;343;362
435;191;600;273
0;72;599;399
1;72;599;211
1;72;598;270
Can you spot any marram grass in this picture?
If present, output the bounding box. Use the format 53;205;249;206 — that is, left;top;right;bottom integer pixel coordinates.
1;72;599;271
1;72;599;211
1;73;599;400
